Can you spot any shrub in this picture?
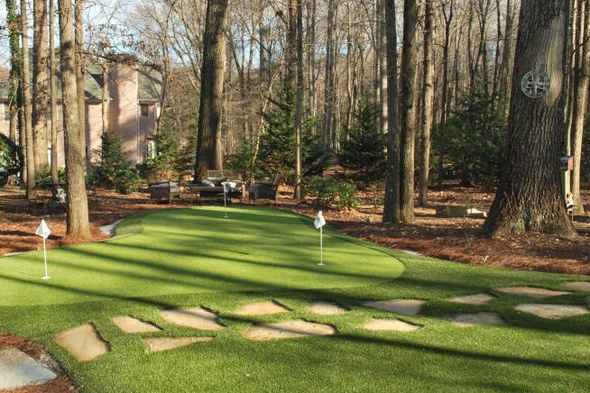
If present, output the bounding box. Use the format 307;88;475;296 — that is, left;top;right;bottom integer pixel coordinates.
304;176;361;210
433;89;506;187
92;130;139;194
0;134;22;187
142;123;189;181
337;100;386;187
257;86;328;182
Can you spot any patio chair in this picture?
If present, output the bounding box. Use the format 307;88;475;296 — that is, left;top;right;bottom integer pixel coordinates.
146;171;181;203
248;171;282;203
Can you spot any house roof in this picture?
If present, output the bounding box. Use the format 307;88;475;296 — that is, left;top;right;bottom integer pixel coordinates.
0;61;163;103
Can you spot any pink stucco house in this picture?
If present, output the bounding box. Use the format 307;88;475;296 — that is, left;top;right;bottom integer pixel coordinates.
0;61;163;168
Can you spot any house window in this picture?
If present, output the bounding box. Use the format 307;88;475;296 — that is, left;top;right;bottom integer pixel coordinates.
147;139;156;159
140;103;149;118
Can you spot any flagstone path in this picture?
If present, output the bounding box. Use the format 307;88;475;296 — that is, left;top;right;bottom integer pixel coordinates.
3;282;589;390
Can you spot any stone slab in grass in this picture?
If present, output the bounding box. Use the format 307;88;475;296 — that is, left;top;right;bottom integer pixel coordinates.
447;312;504;327
0;348;57;390
54;324;110;362
160;307;225;330
363;318;421;332
235;300;290;315
308;301;348;315
515;304;590;320
363;299;426;316
446;293;496;305
244;320;336;340
113;316;161;333
496;287;571;299
564;282;590;292
143;337;214;352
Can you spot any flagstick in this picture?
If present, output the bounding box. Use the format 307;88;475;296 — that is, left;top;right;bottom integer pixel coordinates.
42;237;50;279
318;226;324;265
223;190;229;218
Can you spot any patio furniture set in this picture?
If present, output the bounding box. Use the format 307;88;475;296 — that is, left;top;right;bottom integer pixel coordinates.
147;170;281;204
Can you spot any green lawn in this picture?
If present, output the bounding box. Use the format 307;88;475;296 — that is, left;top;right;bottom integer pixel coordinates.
0;206;589;392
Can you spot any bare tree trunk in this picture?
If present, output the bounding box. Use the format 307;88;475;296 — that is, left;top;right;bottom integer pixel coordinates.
6;0;21;146
483;0;575;237
437;0;453;190
399;0;419;223
195;0;229;179
323;0;337;151
306;0;317;117
382;0;400;223
497;0;515;114
75;0;87;167
570;0;589;214
49;0;58;183
377;0;388;141
21;0;35;198
419;0;435;207
33;0;50;172
58;0;91;237
295;0;303;201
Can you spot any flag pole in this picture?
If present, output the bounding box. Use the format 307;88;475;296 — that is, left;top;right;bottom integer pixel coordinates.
36;218;51;280
223;182;229;218
314;211;326;266
42;237;50;279
318;225;324;265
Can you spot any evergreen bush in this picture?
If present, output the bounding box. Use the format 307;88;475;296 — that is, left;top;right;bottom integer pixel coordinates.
305;176;361;210
337;100;386;187
92;130;139;194
434;90;506;187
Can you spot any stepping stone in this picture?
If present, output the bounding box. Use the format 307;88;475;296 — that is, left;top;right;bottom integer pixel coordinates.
160;307;225;330
244;320;336;341
564;282;590;292
363;299;426;316
143;337;213;352
447;293;496;305
54;324;110;362
447;312;504;327
308;301;348;315
363;318;421;332
235;300;290;315
496;287;571;299
113;316;161;333
0;348;57;390
515;304;590;320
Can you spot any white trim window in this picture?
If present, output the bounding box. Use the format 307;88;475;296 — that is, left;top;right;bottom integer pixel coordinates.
140;103;149;118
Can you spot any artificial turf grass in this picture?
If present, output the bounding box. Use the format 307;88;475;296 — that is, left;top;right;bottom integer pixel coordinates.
0;206;405;306
0;206;589;392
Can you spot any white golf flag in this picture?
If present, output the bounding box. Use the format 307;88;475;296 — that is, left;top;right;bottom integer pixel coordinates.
314;211;326;229
36;219;51;239
223;182;228;194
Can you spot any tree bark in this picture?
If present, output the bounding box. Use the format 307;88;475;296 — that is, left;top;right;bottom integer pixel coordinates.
570;0;589;214
419;0;435;207
482;0;575;237
33;0;50;172
399;0;419;223
195;0;229;179
21;0;35;198
75;0;87;167
49;0;59;183
58;0;91;238
382;0;400;223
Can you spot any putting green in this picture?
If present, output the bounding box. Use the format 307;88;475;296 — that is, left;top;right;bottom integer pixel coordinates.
0;206;404;306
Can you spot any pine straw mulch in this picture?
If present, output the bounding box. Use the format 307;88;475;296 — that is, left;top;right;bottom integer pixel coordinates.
1;183;589;392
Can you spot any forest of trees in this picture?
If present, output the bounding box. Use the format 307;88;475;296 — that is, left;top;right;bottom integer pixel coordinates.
1;0;589;238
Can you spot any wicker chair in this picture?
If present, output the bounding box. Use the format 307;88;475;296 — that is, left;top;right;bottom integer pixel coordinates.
248;172;282;202
146;171;181;203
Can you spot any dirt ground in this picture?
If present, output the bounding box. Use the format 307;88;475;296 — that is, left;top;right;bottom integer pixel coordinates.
1;182;589;392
